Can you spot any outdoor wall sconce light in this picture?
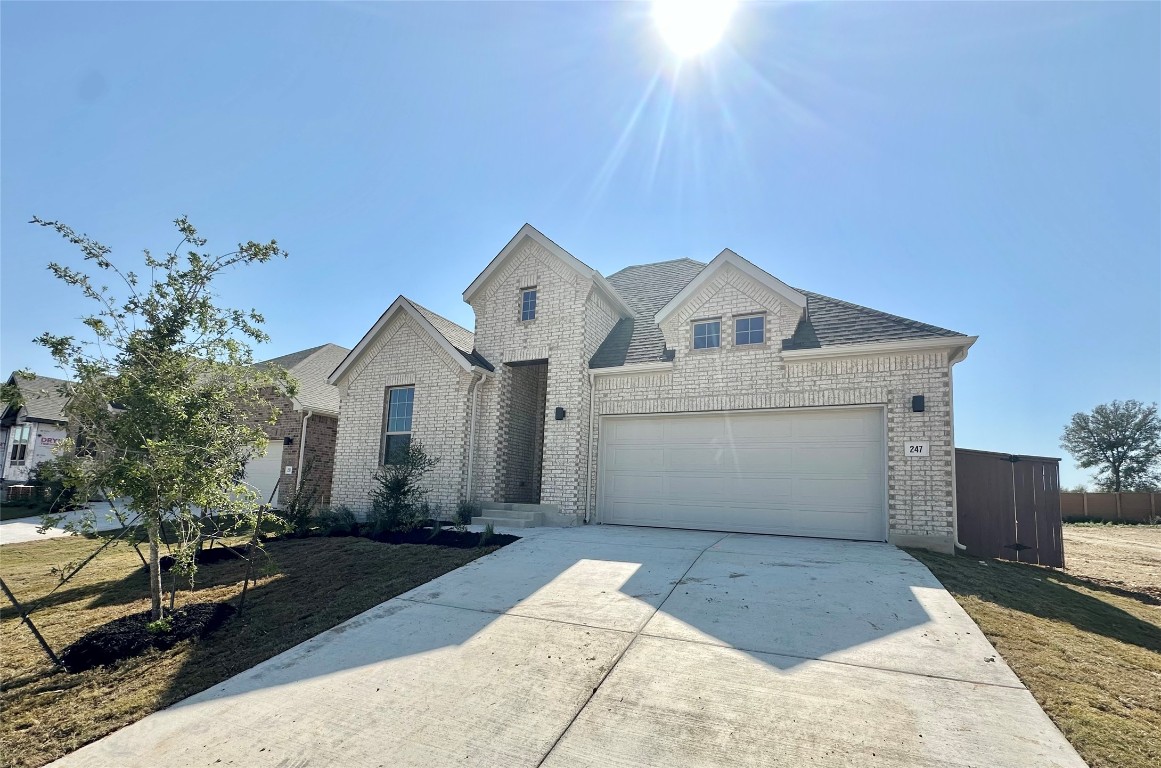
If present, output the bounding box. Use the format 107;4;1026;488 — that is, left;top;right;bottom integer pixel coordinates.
911;395;925;413
283;436;294;445
554;407;566;420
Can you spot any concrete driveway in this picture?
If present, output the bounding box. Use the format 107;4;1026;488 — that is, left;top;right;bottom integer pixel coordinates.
51;526;1084;768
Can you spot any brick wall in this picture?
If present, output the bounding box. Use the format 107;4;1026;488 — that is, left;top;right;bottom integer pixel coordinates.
331;310;474;517
468;237;621;519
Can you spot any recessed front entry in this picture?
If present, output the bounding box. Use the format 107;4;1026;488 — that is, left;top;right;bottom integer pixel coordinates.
598;407;886;541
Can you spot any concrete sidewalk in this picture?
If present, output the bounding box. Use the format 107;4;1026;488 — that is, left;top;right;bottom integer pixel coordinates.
0;502;132;545
49;526;1085;768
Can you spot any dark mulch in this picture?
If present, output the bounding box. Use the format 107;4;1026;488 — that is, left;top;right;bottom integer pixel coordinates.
60;602;236;672
363;528;520;549
158;545;246;572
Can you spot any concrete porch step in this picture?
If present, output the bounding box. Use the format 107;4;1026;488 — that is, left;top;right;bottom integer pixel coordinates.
480;502;561;515
470;515;541;529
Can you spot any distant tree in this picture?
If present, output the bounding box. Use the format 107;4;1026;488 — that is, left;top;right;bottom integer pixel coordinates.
1060;400;1161;493
29;216;293;621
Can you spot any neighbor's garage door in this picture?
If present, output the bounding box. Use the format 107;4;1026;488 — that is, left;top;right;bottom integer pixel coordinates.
242;440;284;507
598;408;886;541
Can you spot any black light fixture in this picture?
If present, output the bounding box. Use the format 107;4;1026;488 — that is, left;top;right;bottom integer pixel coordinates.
911;395;925;413
283;436;294;446
554;407;566;421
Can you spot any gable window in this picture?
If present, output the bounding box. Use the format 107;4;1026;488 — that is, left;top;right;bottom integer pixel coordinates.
734;315;765;346
382;386;415;465
8;424;31;466
520;288;537;321
692;320;721;350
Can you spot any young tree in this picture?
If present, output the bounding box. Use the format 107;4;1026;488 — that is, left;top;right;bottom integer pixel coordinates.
1060;400;1161;492
30;216;293;620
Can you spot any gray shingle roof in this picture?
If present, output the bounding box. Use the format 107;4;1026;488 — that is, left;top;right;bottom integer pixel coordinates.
594;259;705;368
259;344;350;415
590;259;967;368
409;300;494;371
787;291;966;349
5;373;71;423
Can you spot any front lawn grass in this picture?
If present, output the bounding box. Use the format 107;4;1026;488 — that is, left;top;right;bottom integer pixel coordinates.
909;549;1161;768
1;532;502;768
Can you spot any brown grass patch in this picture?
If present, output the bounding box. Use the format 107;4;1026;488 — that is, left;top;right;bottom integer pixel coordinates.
1;533;500;767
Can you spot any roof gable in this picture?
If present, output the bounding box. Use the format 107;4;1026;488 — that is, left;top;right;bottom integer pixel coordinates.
589;257;971;369
654;249;807;327
463;224;635;318
259;344;349;416
328;297;490;386
3;372;71;424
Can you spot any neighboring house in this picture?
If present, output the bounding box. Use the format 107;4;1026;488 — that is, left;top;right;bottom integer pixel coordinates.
1;372;71;486
246;344;349;508
328;225;976;553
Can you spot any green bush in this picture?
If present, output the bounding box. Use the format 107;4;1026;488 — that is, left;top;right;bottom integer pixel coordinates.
454;500;478;530
274;458;323;537
316;506;360;537
368;442;439;536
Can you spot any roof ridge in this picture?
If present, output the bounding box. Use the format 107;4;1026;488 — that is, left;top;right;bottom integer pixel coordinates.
607;257;707;279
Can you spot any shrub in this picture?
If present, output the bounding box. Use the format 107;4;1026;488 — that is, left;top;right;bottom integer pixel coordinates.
479;521;495;547
368;442;439;536
275;458;323;537
316;506;360;537
454;500;478;530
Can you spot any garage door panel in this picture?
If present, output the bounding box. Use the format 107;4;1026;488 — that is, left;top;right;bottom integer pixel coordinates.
665;417;727;441
609;445;664;471
793;445;882;473
599;409;885;541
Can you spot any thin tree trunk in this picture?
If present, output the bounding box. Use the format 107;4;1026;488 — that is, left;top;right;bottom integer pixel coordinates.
148;518;163;621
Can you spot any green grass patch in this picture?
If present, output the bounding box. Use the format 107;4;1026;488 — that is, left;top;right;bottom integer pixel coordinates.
909;549;1161;768
1;533;502;767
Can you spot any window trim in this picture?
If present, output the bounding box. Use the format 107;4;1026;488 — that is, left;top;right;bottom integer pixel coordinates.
734;313;766;346
520;287;537;322
8;423;31;466
691;319;722;350
381;385;415;466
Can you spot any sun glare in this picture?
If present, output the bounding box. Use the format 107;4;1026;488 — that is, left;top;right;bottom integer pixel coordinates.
653;0;738;58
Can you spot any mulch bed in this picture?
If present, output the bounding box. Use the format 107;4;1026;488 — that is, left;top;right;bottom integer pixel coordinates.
60;602;236;672
365;528;520;549
158;546;244;572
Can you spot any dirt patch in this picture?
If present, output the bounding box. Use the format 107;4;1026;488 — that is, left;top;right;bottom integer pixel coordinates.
60;602;235;672
1063;524;1161;603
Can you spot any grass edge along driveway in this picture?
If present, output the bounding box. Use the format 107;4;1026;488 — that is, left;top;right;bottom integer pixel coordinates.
908;547;1161;768
1;534;503;768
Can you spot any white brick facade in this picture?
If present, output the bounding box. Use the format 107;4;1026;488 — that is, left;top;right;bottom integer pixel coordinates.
329;228;969;552
331;311;474;516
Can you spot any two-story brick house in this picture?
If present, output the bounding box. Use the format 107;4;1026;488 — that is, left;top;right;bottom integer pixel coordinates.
328;225;975;552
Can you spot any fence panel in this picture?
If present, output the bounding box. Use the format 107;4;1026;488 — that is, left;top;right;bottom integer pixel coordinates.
1059;492;1160;523
955;449;1064;568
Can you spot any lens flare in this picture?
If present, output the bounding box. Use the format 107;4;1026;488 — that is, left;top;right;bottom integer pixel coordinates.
652;0;738;58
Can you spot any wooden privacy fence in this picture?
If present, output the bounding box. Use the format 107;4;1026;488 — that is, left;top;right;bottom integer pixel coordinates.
955;448;1064;568
1060;492;1159;523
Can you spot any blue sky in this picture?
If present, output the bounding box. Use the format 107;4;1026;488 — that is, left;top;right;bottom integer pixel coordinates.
2;1;1158;488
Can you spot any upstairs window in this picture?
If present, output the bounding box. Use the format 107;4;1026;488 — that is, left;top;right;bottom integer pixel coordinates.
8;424;31;465
692;320;721;349
521;288;537;321
735;315;765;346
383;386;415;465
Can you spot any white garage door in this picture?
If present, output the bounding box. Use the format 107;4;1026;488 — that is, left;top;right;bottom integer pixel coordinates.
242;440;284;507
598;408;886;541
